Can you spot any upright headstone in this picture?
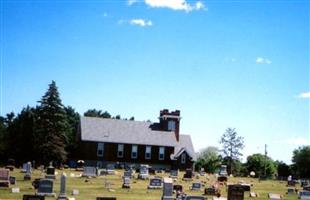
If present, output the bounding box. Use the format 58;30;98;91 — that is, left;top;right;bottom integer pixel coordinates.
123;170;132;179
147;178;162;189
57;173;67;200
170;170;178;179
218;165;228;182
37;179;56;197
0;168;10;187
23;195;45;200
173;184;183;192
82;166;97;177
191;182;202;191
24;162;32;180
122;177;130;189
183;169;193;180
205;187;216;195
228;184;244;200
21;163;27;173
9;176;16;185
138;165;149;180
161;177;173;200
45;165;56;179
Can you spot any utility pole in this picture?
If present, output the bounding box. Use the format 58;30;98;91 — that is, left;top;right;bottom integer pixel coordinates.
264;144;267;177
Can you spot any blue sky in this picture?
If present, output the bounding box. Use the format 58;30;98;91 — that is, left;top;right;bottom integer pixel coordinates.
1;0;309;164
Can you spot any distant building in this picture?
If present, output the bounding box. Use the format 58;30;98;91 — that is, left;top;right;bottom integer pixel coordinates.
76;109;196;170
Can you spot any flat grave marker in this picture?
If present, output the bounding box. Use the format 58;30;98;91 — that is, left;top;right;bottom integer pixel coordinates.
299;191;310;200
96;197;117;200
268;193;282;200
205;187;216;195
11;187;20;193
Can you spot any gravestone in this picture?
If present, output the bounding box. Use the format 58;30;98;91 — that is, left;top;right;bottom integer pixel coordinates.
173;184;183;192
106;164;115;175
304;186;310;191
205;187;216;195
213;197;228;200
200;168;206;176
82;166;97;177
122;177;130;189
218;165;228;182
249;192;257;198
161;177;173;200
21;163;27;173
37;179;56;197
138;165;149;180
185;196;205;200
228;184;244;200
57;173;67;200
11;187;20;193
72;189;79;196
32;178;41;189
24;162;32;180
0;168;10;187
287;180;295;187
170;170;178;178
23;194;45;200
299;191;310;200
96;197;117;200
287;188;295;194
147;178;162;189
9;176;16;185
123;170;132;179
183;169;193;180
45;165;56;179
268;193;282;200
149;168;156;175
191;182;202;191
240;184;251;192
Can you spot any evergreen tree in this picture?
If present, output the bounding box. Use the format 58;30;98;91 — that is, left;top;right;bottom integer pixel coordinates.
35;81;68;165
219;128;245;175
64;106;80;158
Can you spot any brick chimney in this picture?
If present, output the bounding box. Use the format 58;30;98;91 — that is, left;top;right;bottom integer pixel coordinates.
159;109;181;142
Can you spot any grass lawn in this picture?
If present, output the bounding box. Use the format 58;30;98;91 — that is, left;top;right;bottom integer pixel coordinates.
0;168;300;200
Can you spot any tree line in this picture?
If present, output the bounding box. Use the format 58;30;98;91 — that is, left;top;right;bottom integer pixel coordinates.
0;81;130;166
195;128;310;178
0;81;309;178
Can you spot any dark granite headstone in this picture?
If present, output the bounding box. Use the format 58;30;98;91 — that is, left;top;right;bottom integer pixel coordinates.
148;178;162;189
23;194;45;200
228;184;244;200
162;177;173;200
205;187;216;195
183;169;193;179
173;184;183;192
192;182;201;190
9;176;16;185
96;197;116;200
37;179;55;197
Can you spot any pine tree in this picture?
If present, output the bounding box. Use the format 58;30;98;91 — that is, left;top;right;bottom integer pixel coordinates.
35;81;68;165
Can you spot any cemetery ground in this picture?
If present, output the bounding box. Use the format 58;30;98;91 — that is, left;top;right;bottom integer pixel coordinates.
0;168;299;200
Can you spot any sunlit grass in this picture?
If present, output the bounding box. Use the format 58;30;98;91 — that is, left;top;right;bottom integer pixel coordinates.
0;168;299;200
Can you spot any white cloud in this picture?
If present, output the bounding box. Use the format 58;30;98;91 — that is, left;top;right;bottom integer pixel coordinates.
128;0;138;6
144;0;205;12
256;57;272;64
130;19;153;27
284;137;310;146
298;92;310;98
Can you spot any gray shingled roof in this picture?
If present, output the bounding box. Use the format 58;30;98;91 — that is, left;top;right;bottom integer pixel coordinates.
81;117;178;147
80;116;196;159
